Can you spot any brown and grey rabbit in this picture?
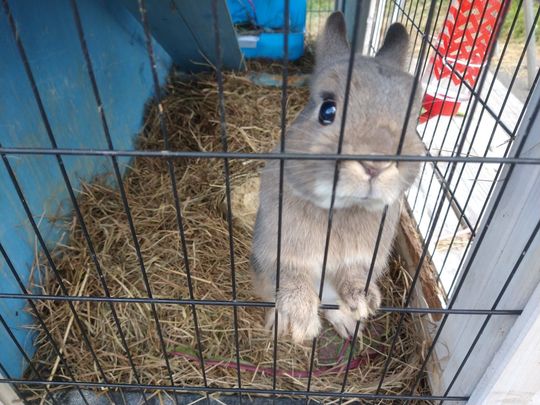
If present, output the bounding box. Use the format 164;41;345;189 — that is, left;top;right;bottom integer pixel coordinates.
250;12;425;343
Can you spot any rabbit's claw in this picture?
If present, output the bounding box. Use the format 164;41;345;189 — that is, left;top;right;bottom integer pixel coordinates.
324;306;362;339
339;281;381;321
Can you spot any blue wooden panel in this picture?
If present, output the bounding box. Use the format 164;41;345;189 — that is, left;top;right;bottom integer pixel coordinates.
120;0;244;71
0;0;172;378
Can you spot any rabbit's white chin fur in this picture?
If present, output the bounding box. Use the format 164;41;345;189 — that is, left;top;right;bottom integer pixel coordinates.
358;199;389;212
313;197;390;212
312;177;401;211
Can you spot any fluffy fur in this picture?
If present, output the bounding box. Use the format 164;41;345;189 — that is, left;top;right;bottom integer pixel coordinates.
250;12;424;342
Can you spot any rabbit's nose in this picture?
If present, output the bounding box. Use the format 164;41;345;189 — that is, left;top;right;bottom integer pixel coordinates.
360;161;392;178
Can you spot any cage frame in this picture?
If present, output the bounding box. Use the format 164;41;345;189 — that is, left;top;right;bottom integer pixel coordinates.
0;0;540;403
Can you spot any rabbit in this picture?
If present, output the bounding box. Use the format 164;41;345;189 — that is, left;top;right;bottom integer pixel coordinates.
250;11;425;343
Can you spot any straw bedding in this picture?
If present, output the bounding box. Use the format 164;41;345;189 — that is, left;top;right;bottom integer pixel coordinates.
27;62;431;403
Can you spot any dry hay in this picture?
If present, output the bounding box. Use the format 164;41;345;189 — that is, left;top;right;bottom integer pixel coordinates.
26;67;431;404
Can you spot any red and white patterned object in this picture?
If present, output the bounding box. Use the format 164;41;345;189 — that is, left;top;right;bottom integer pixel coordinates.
419;0;505;123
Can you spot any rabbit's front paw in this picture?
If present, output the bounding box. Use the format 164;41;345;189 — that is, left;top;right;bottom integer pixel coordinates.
324;307;362;339
339;282;381;321
268;288;321;343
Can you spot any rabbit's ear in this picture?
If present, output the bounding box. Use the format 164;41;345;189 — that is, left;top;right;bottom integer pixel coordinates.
375;23;409;69
316;11;350;69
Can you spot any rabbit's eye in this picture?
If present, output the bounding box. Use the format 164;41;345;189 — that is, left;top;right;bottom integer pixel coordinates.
319;100;336;125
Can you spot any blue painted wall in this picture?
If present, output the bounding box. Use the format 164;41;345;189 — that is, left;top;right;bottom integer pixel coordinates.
0;0;172;377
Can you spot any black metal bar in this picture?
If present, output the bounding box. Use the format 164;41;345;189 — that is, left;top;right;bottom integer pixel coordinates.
404;0;424;67
0;242;90;405
68;0;178;395
317;0;322;33
395;0;438;154
366;0;383;55
210;0;243;399
409;0;424;33
378;0;395;50
273;0;290;395
414;156;439;219
0;292;523;315
407;0;428;73
305;1;363;397
308;0;313;32
136;1;209;402
429;161;475;232
400;0;415;26
364;207;389;295
2;147;540;165
417;163;463;237
0;378;470;402
338;206;388;402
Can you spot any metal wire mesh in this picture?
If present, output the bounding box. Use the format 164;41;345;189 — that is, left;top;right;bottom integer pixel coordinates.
1;0;539;403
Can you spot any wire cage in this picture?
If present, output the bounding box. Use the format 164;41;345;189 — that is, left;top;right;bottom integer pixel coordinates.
1;0;540;404
306;0;336;38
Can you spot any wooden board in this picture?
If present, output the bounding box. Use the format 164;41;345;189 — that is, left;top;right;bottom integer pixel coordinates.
395;207;445;394
468;281;540;404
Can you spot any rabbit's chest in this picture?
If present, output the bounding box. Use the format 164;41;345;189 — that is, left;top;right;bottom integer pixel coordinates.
282;206;394;272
